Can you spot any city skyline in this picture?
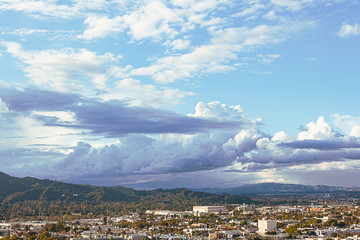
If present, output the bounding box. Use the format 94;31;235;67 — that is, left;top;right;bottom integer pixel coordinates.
0;0;360;188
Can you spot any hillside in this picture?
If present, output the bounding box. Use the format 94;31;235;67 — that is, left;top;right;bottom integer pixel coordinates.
0;171;138;203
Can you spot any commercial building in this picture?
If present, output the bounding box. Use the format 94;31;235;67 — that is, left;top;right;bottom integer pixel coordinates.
258;219;277;235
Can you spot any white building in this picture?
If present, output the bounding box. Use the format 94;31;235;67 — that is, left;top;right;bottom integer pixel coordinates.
258;219;277;235
193;206;225;214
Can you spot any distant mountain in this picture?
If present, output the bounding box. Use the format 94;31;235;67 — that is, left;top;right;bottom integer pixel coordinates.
193;182;360;195
0;171;251;205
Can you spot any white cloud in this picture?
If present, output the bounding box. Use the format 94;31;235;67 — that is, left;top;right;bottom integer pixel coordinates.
337;23;360;38
132;44;237;83
287;160;355;171
9;28;48;36
79;16;124;40
255;169;287;183
234;3;266;18
79;0;229;41
332;113;360;135
1;41;119;91
0;0;78;18
0;0;113;19
257;54;282;64
0;99;9;112
224;129;262;158
211;20;314;46
32;111;76;123
1;42;196;108
121;1;181;41
270;0;314;11
263;10;277;20
104;78;194;107
0;112;84;150
297;116;336;140
271;131;292;142
225;115;360;174
189;101;247;120
350;126;360;138
132;20;311;83
164;38;191;51
171;0;230;12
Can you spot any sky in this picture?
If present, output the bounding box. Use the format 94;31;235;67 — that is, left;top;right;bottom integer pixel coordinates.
0;0;360;189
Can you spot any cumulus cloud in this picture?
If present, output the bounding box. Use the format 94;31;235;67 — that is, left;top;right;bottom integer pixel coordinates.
227;116;360;173
297;116;338;140
189;101;247;120
34;101;262;180
1;91;262;182
337;23;360;38
79;15;124;40
4;92;360;186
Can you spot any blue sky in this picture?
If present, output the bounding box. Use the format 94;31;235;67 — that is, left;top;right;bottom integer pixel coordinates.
1;0;360;188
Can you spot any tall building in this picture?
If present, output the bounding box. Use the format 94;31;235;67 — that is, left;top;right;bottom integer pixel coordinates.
258;219;277;235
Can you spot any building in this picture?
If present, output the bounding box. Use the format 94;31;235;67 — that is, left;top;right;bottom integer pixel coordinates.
258;219;277;235
145;210;187;217
193;206;225;214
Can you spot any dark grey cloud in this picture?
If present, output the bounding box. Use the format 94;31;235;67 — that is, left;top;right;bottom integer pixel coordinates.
0;88;80;112
279;139;360;150
65;101;240;136
0;88;241;136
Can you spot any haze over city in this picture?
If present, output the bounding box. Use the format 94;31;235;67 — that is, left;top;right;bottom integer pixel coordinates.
0;0;360;188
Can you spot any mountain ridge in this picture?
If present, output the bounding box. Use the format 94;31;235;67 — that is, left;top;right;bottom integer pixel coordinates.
192;182;360;195
0;171;250;205
2;171;359;205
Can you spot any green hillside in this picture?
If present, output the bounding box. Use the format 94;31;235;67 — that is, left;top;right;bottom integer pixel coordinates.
0;172;251;219
0;172;137;203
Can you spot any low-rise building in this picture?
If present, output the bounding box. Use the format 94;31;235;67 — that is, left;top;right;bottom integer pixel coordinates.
193;206;225;214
